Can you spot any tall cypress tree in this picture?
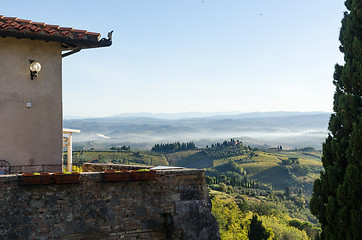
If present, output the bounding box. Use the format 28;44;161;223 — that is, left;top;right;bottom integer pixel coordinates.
310;1;362;239
248;214;270;240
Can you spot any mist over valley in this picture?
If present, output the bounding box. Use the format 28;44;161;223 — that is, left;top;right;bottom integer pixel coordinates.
64;112;330;150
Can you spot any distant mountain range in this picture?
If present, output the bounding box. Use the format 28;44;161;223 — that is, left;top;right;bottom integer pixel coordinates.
65;111;329;120
63;111;331;150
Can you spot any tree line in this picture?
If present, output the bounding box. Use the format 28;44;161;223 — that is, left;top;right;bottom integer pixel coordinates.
151;142;197;152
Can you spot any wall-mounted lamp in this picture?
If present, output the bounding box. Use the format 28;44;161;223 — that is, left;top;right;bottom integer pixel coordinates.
29;60;41;80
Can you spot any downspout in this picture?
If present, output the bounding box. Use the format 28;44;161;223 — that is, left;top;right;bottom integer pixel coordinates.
62;47;82;58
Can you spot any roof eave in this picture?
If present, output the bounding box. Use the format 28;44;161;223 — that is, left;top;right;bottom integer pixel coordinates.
0;31;112;50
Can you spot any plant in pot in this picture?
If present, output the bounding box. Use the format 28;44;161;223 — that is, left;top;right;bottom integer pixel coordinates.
131;169;156;181
53;172;81;184
103;170;131;182
22;172;52;185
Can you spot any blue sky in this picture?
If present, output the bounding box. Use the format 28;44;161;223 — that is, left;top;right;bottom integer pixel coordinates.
3;1;345;117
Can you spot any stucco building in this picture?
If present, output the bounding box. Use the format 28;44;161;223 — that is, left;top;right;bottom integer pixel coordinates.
0;15;112;173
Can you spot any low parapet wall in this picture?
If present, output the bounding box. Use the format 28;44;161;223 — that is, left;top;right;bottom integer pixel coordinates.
82;163;152;172
0;169;220;240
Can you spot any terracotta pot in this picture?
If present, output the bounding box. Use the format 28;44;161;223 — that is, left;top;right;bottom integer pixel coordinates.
131;170;156;181
54;172;80;184
103;170;131;182
22;173;52;185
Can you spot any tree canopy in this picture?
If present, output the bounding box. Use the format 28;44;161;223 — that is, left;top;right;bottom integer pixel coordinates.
151;142;197;152
310;1;362;239
248;214;271;240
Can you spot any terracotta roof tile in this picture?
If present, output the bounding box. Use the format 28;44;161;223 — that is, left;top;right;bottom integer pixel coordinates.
0;15;112;50
45;24;59;29
2;17;17;20
16;18;32;23
59;27;73;31
31;22;45;26
72;29;87;33
85;31;100;36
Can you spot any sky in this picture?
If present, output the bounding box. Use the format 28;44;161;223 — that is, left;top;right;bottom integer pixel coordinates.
3;1;346;118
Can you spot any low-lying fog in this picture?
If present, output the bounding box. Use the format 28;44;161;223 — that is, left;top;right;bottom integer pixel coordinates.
64;112;330;150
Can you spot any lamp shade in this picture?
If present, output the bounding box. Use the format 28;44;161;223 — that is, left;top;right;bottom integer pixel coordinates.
30;61;41;72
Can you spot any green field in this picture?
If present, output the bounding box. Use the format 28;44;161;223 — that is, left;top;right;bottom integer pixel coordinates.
69;150;168;166
70;146;322;194
160;147;322;194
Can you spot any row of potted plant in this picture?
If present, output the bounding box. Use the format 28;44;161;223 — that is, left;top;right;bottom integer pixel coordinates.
20;169;157;185
103;169;156;182
21;172;81;185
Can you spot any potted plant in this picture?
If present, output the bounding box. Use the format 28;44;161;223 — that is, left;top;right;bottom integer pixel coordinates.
53;172;81;184
131;169;156;181
103;170;131;182
22;172;52;185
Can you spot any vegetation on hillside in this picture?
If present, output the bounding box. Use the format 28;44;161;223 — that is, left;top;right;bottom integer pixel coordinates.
68;139;323;239
151;142;197;152
210;190;319;239
67;148;168;166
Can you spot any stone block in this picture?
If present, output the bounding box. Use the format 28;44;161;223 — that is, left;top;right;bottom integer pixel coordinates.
0;169;220;239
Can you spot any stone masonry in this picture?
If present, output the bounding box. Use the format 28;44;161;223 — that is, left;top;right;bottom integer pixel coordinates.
0;168;220;240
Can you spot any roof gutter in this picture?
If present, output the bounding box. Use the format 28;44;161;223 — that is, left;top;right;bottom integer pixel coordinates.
62;47;82;58
61;31;113;58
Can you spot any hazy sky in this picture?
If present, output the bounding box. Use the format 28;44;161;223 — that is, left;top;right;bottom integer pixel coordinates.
3;1;345;117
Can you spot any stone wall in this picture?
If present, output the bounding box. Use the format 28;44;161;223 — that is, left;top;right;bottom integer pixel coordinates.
0;169;220;240
82;163;151;172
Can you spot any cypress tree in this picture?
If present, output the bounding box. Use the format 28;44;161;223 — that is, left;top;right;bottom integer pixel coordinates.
310;1;362;239
248;214;270;240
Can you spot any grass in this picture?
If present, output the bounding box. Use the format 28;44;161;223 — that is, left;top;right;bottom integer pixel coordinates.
165;150;213;168
70;150;168;166
69;147;323;194
244;151;321;193
253;152;282;163
213;155;250;167
206;149;322;194
241;162;280;175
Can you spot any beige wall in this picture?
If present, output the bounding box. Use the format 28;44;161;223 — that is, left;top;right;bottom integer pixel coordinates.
0;37;62;172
